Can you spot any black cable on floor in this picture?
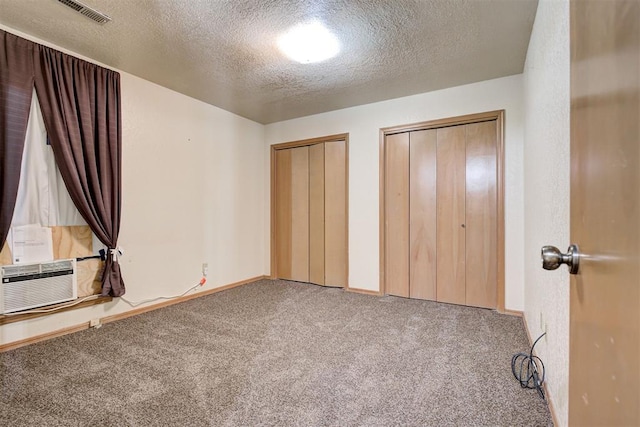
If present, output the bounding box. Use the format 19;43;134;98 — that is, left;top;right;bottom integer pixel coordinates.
511;332;546;400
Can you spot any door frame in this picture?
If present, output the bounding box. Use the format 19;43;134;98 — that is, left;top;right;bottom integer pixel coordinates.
379;110;505;312
270;133;350;288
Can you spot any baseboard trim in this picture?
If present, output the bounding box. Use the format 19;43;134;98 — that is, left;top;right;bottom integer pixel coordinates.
0;275;267;353
101;275;267;325
345;287;383;296
503;309;523;317
0;322;90;353
521;313;559;427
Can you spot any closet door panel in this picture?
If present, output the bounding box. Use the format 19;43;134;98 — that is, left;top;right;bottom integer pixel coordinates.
465;121;497;308
324;140;347;287
385;133;410;297
309;143;325;285
275;149;293;279
409;129;437;300
276;146;310;282
290;146;310;282
436;126;466;305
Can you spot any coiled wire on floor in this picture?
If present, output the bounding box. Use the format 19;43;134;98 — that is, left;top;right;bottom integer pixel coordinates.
511;332;546;400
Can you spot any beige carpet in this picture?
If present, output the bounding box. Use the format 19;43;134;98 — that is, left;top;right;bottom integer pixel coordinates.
0;279;552;426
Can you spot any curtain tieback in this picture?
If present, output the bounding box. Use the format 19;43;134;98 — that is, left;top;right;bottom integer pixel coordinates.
109;247;124;262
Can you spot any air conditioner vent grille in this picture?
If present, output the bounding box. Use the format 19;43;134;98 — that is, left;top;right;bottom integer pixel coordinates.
4;275;74;313
0;259;77;314
57;0;111;24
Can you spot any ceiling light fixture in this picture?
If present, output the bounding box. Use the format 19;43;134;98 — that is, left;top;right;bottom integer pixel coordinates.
278;21;340;64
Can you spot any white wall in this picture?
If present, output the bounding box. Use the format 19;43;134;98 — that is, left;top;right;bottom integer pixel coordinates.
522;0;570;425
265;75;526;310
0;26;266;346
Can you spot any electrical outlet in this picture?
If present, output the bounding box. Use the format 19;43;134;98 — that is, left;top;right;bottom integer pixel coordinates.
540;312;543;330
202;262;208;277
90;318;102;329
539;312;548;342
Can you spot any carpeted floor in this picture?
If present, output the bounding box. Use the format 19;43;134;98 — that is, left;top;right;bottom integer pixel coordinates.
0;279;552;426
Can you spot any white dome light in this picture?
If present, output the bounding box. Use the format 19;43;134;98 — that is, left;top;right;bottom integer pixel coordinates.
278;21;340;64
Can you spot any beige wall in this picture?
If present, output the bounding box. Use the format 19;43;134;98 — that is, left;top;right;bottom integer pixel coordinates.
265;75;526;310
523;0;570;425
0;26;266;346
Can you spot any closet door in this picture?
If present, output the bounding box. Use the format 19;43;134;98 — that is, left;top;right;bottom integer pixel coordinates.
383;116;500;308
309;143;325;285
465;121;497;308
272;137;348;287
436;125;467;305
409;129;437;300
275;146;310;282
385;132;410;297
324;140;347;287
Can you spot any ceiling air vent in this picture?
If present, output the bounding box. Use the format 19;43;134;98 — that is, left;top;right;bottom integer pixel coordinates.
57;0;111;24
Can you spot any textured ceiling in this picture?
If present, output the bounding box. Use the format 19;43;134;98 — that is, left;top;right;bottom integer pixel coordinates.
0;0;538;124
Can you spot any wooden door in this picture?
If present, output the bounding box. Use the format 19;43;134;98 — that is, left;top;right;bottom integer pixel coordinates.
309;143;325;285
324;140;347;287
274;146;309;282
384;120;498;307
568;1;639;425
385;132;410;297
465;121;497;308
272;135;348;287
382;112;503;308
409;129;437;300
436;125;467;305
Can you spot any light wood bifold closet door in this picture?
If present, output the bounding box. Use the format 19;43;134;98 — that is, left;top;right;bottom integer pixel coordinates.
409;130;437;300
324;141;347;287
309;143;325;285
436;125;467;305
273;138;347;288
384;120;498;309
275;146;310;282
464;122;497;308
384;132;410;297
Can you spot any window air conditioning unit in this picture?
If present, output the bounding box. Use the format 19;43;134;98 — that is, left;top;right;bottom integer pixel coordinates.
0;259;77;314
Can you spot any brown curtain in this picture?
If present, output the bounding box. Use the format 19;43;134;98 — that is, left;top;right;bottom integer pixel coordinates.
34;46;124;297
0;29;125;296
0;31;34;247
